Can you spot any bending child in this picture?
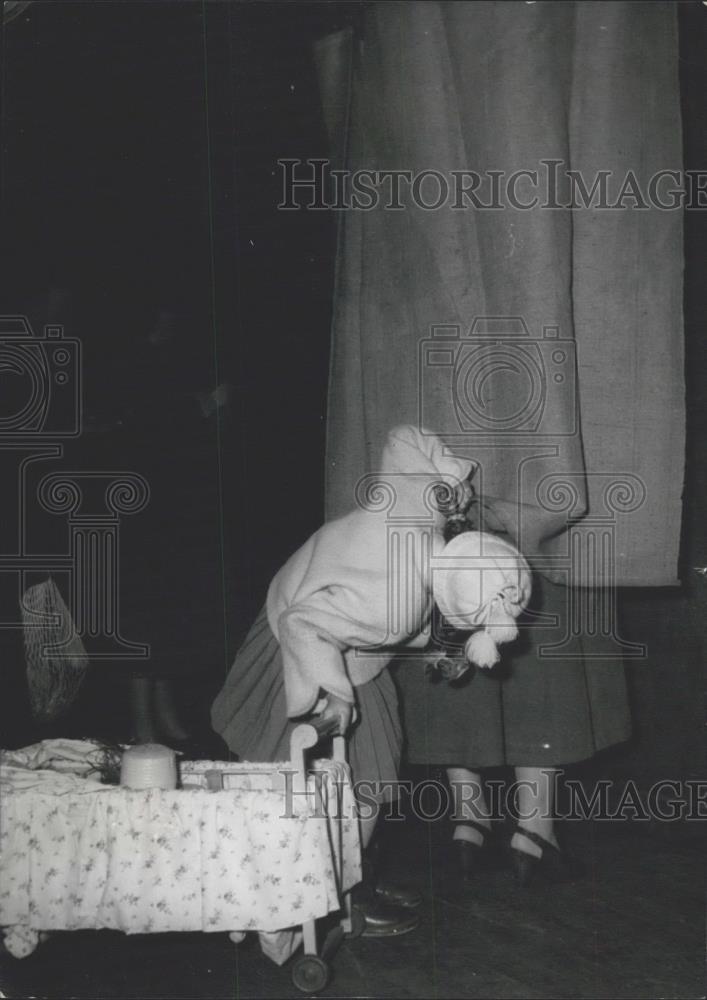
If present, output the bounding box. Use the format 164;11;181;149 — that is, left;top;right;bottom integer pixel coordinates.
211;425;530;934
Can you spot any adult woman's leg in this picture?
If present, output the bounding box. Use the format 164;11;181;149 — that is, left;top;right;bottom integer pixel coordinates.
509;764;585;885
447;766;492;845
445;766;497;879
510;765;560;856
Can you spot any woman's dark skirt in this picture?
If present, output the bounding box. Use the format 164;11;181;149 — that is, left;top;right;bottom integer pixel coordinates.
396;576;631;768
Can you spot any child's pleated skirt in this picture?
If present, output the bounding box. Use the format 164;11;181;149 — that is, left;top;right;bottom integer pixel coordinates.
211;605;402;799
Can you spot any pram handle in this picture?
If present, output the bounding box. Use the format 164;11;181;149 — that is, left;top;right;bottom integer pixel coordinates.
290;715;346;768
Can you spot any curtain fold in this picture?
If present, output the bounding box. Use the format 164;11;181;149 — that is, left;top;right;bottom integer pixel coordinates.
317;1;684;587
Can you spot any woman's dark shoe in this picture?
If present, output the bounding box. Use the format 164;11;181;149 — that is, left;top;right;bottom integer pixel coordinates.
452;820;495;880
510;826;586;887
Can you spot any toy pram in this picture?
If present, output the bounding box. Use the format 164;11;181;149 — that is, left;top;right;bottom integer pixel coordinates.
180;716;363;993
0;719;362;995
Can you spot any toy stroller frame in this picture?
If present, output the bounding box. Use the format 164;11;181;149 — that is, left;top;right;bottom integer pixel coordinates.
201;715;363;994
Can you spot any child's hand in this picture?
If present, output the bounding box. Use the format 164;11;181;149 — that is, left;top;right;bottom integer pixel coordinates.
426;655;471;685
319;693;356;735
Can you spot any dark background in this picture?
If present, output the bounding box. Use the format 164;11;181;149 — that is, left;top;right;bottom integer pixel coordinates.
0;1;358;742
0;1;704;792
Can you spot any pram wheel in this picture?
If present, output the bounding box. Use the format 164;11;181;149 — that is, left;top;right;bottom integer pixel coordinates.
291;954;329;994
344;904;366;940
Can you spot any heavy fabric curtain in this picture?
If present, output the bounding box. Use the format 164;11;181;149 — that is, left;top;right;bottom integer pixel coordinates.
316;1;684;588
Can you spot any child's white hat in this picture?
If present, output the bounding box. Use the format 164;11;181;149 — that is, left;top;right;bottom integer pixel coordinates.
433;531;532;669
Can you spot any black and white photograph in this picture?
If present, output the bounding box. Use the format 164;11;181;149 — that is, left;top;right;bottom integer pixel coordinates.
0;1;704;997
